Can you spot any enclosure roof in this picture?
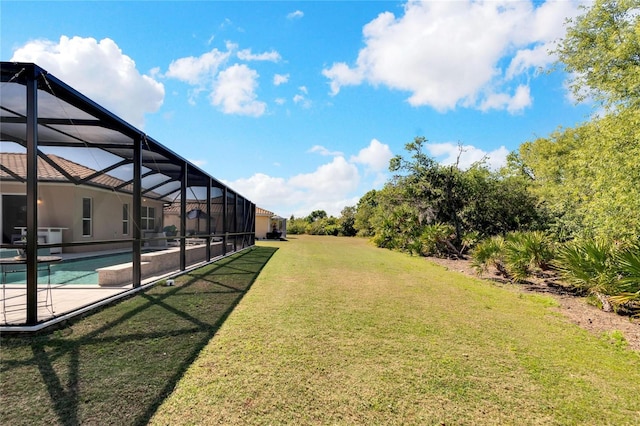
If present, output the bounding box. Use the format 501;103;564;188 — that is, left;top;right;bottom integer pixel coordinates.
1;62;241;202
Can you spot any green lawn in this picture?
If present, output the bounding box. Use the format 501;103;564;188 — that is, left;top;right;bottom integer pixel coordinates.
151;236;640;425
2;236;639;425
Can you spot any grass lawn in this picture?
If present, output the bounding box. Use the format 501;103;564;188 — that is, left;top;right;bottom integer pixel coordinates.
150;235;640;425
0;247;276;426
2;236;639;425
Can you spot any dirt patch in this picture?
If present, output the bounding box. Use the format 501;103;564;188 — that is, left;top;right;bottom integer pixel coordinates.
427;256;640;352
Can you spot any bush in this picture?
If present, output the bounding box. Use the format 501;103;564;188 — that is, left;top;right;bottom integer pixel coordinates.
552;238;640;312
472;231;555;282
503;231;555;282
287;218;308;235
471;235;506;276
418;223;457;258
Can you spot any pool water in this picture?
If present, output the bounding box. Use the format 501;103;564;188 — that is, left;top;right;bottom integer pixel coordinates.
1;252;134;285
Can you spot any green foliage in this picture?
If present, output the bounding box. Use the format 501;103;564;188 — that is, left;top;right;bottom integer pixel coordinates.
609;241;640;310
307;217;340;236
555;238;625;311
287;217;309;235
472;231;555;282
553;239;620;306
354;189;378;237
503;231;556;282
287;211;346;236
371;201;422;252
554;0;640;111
471;235;506;276
339;206;357;237
307;210;328;223
519;109;640;241
521;0;640;241
365;136;548;257
417;223;457;257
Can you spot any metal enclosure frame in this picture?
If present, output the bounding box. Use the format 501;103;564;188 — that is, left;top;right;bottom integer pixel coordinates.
1;62;256;326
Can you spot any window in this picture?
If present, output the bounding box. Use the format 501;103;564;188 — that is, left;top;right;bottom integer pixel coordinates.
122;204;129;235
142;206;155;231
82;198;92;236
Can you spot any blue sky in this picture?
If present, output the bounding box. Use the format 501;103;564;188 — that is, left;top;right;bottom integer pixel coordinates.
2;1;593;217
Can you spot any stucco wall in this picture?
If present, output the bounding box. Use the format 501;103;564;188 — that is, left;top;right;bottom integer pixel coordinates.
255;215;270;239
1;182;164;253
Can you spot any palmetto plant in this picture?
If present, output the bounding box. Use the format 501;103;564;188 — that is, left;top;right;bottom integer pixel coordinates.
472;231;555;282
503;231;556;282
418;223;456;257
553;239;618;311
471;235;507;276
609;242;640;311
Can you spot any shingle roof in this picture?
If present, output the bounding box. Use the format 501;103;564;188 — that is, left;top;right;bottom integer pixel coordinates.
1;152;132;193
256;207;274;216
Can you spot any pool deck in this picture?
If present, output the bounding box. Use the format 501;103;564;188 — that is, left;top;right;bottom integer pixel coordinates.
0;246;216;330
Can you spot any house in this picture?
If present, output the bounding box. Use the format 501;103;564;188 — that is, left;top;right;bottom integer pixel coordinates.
0;153;165;253
255;207;287;239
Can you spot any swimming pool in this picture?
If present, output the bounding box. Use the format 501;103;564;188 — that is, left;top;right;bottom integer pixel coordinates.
0;252;134;285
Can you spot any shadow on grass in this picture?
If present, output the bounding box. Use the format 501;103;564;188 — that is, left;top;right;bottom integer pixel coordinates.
0;246;278;426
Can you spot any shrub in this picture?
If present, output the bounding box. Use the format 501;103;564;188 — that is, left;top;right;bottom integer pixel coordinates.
472;231;555;282
503;231;555;282
553;239;619;311
609;241;640;313
418;223;457;258
471;235;507;276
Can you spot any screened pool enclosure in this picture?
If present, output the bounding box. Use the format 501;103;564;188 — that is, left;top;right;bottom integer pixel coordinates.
0;62;256;328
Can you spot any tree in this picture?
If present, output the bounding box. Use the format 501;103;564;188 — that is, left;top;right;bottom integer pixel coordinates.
389;136;467;245
554;0;640;111
354;189;378;237
520;108;640;240
338;206;357;237
365;136;548;257
307;210;328;223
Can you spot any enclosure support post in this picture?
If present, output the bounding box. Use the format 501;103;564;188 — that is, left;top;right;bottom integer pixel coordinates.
180;163;187;271
132;136;142;288
206;182;211;262
223;187;228;256
25;65;39;325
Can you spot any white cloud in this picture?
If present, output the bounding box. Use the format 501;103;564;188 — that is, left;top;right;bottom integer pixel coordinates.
165;42;275;116
322;62;364;96
426;142;509;170
506;44;551;80
287;10;304;20
166;47;231;85
293;94;312;108
480;85;532;114
322;0;582;113
226;156;359;217
309;145;343;157
210;64;266;116
237;48;281;62
10;36;164;128
273;73;289;85
350;138;393;172
290;156;359;193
